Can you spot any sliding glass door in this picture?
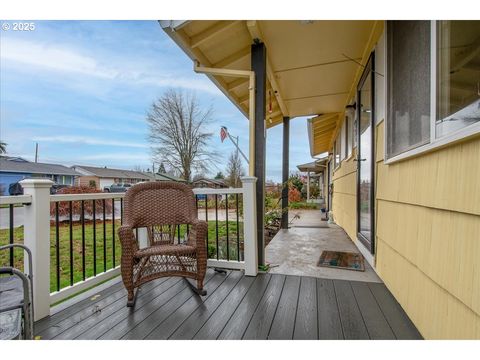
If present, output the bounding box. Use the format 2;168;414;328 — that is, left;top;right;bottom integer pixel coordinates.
357;54;375;254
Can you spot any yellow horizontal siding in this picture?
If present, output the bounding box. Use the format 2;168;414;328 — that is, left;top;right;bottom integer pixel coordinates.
377;238;480;339
332;151;357;240
377;200;480;316
375;121;480;339
377;131;480;216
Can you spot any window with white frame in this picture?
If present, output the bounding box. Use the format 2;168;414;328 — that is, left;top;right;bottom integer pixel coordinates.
386;20;431;158
436;21;480;138
386;20;480;160
340;120;347;160
347;115;353;157
334;134;341;169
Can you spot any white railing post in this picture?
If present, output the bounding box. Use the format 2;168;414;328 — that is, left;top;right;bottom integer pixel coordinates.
20;179;53;321
241;176;258;276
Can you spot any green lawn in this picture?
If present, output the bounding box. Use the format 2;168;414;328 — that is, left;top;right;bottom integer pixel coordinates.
0;219;243;293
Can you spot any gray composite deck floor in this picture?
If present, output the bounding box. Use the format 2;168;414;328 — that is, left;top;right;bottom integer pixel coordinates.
35;269;422;340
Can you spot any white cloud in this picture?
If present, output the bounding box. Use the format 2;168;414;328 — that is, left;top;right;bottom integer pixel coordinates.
78;153;150;161
1;38;117;78
32;135;149;148
0;38;221;95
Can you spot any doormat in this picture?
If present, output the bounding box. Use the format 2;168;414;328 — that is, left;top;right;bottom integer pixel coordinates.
317;251;365;272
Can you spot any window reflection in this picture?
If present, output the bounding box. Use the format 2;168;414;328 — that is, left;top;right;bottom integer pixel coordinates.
359;72;372;240
437;20;480;137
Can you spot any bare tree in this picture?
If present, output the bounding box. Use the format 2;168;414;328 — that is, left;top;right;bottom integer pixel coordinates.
0;141;6;154
146;89;217;182
225;150;245;188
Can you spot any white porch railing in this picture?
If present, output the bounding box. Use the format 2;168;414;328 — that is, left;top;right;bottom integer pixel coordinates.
0;177;257;321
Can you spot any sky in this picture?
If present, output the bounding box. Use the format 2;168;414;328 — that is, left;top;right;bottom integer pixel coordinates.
0;20;314;183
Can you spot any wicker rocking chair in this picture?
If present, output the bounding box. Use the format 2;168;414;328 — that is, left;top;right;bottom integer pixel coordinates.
118;181;207;307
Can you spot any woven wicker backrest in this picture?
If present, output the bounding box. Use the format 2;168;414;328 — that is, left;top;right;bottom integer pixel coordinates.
123;181;196;228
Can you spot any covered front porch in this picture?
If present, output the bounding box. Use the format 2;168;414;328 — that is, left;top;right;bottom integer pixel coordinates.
0;20;425;341
35;268;421;340
160;20;383;267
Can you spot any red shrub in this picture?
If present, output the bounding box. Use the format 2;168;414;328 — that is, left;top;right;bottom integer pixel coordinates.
288;187;301;202
50;186;113;217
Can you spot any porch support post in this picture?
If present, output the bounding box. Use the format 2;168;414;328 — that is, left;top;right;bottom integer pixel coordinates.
20;178;53;321
251;41;266;266
281;116;289;229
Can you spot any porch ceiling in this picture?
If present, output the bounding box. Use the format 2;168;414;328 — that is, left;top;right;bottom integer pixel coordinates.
160;20;383;154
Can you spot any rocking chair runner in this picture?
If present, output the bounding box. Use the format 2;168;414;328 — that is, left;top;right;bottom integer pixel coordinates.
118;181;208;307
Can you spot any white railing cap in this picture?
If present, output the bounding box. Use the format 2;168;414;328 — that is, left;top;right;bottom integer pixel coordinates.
192;187;243;195
0;194;32;205
19;179;54;188
240;176;257;183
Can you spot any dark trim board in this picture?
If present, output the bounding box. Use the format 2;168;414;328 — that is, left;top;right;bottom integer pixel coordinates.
35;270;422;340
356;51;376;255
281;116;290;229
252;41;267;265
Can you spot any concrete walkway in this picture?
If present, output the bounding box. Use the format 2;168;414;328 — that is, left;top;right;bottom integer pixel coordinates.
266;210;382;283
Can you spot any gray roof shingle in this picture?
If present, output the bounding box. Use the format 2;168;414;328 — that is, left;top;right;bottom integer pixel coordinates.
72;165;152;180
0;156;80;176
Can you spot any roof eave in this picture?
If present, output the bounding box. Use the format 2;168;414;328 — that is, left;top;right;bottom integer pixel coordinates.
159;21;249;120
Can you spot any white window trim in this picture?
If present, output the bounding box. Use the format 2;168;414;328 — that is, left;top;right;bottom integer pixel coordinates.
340;120;347;161
384;20;480;165
334;137;340;170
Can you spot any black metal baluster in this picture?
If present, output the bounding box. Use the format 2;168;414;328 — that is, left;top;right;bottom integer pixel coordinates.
236;193;240;261
55;202;60;291
195;195;199;216
215;194;219;260
103;199;106;272
93;200;97;276
226;194;229;261
81;200;86;281
112;198;115;267
120;198;123;225
177;224;181;244
9;204;14;267
69;201;73;286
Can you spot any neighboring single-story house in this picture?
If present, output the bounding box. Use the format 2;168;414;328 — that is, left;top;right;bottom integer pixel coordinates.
0;155;80;195
192;178;228;189
71;165;152;190
72;165;187;190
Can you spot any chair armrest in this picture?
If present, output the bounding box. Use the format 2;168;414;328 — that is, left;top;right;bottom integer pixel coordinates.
118;226;138;252
188;220;208;248
0;244;33;278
